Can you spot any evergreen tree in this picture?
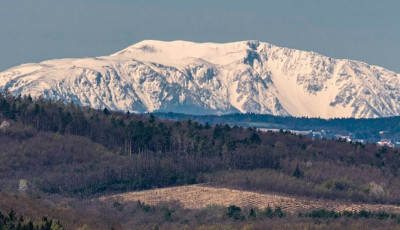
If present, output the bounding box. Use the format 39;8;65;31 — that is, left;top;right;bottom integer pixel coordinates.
293;165;302;178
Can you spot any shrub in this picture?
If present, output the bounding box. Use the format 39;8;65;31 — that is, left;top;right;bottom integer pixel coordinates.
273;207;285;218
306;209;340;218
293;165;302;178
113;202;123;211
358;210;373;218
161;207;175;221
264;206;285;218
226;205;243;220
264;206;272;217
375;211;390;220
137;200;152;213
342;210;353;217
248;208;256;220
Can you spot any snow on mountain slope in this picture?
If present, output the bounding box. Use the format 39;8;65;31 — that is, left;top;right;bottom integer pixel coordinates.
1;40;400;118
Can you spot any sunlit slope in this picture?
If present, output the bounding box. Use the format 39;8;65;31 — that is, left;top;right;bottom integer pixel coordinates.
1;40;400;118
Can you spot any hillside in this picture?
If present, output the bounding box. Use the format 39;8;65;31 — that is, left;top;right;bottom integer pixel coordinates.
1;92;400;201
1;40;400;118
3;92;400;228
102;184;400;213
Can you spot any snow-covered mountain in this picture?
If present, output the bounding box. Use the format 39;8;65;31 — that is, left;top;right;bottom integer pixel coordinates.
1;40;400;118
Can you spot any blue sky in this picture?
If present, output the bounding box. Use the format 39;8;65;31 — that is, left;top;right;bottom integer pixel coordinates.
1;0;399;72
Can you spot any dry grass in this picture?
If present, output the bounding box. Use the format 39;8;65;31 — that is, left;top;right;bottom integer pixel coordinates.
101;184;400;213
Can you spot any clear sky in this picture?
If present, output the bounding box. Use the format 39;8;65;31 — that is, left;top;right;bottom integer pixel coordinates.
1;0;399;72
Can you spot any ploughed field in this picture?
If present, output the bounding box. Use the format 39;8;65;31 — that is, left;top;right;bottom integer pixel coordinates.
101;184;400;213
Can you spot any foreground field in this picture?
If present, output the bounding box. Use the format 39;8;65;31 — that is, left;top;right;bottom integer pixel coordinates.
102;184;400;214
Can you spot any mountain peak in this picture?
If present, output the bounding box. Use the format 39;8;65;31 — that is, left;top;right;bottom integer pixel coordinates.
1;40;399;118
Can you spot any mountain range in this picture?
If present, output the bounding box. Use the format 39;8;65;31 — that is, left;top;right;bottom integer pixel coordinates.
1;40;400;118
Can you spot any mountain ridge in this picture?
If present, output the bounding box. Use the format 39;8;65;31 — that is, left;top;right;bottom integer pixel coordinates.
1;40;399;118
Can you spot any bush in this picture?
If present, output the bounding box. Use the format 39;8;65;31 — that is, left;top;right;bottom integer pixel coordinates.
248;208;257;220
293;165;302;178
273;207;285;218
264;206;285;218
342;210;353;217
375;211;389;220
358;210;373;218
264;206;272;217
306;209;340;218
137;201;152;213
113;202;123;211
161;207;175;221
226;205;243;220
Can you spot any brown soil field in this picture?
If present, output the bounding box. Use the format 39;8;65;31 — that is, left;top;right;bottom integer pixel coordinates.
101;184;400;213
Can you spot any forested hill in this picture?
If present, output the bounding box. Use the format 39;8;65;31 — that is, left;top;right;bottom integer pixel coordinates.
1;91;400;205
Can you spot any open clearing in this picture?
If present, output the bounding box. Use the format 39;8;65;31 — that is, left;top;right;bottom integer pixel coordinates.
101;184;400;213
